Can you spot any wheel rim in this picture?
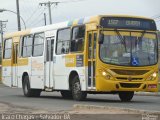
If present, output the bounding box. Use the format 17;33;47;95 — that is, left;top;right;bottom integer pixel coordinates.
24;82;28;94
73;82;81;98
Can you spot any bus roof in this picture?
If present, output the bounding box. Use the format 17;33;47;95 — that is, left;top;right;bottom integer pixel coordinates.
4;15;155;39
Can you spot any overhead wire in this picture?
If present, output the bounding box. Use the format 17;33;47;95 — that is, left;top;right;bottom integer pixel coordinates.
20;0;40;22
25;5;41;24
18;0;90;28
27;6;47;27
30;18;45;27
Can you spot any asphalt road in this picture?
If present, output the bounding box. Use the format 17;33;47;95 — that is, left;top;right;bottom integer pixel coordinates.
0;84;160;112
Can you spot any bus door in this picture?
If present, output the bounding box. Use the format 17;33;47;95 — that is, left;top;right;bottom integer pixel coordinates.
44;37;54;88
31;33;45;89
2;39;12;87
12;43;18;87
87;31;97;89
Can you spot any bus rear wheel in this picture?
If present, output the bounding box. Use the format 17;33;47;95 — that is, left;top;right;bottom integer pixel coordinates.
118;91;134;102
72;75;87;101
22;76;41;97
60;90;72;99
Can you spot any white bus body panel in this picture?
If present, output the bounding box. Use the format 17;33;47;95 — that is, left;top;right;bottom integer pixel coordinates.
17;57;32;88
2;66;12;87
31;55;44;89
53;54;86;91
53;55;69;90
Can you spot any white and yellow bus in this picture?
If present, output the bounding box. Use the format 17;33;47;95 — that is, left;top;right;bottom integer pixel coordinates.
2;15;159;101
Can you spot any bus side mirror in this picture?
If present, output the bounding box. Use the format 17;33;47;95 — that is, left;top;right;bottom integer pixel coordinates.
99;33;104;44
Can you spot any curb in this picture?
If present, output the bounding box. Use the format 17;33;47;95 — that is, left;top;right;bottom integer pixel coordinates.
73;104;160;114
135;92;160;96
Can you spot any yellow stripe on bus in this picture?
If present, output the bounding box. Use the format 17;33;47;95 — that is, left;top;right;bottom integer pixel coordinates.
65;55;76;67
17;58;28;66
2;58;28;67
2;59;12;67
103;31;156;39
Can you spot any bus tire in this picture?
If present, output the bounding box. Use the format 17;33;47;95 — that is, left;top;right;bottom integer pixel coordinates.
60;91;72;99
22;76;41;97
72;75;87;101
118;91;134;102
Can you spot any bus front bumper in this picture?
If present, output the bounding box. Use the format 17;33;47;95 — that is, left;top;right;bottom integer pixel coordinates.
96;77;159;92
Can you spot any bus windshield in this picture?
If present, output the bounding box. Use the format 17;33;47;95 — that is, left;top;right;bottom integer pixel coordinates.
99;31;158;66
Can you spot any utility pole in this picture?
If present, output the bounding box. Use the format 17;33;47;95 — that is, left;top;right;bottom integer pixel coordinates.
0;20;7;46
39;1;59;24
0;20;7;64
44;13;47;26
16;0;21;31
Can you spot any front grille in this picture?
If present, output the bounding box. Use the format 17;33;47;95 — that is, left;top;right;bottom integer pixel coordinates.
120;83;141;88
116;77;143;81
111;69;149;75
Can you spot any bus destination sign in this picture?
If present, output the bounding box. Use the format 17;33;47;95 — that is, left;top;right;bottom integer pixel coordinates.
100;17;157;31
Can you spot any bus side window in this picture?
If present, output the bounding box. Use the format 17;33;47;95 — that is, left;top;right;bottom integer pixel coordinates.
3;39;12;59
33;33;44;57
21;35;33;57
46;37;54;61
71;25;85;52
56;28;70;55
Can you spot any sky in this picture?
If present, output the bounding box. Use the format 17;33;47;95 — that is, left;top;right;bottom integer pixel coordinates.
0;0;160;33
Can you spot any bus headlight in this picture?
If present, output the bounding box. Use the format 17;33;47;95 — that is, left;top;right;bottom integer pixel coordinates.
152;72;157;78
147;72;157;81
101;71;113;80
102;71;107;76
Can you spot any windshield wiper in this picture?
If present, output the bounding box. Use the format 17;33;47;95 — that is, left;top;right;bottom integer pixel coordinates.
115;30;127;52
138;30;146;41
108;30;127;64
139;31;151;64
139;31;152;65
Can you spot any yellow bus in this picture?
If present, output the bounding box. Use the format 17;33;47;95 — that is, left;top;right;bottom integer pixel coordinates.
2;15;159;102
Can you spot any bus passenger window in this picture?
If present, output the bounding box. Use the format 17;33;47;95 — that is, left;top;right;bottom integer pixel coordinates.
46;38;54;61
71;26;85;52
56;28;70;55
33;33;44;56
21;35;33;57
3;39;12;59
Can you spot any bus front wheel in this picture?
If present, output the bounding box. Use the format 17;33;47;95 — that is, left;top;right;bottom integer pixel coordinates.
118;91;134;102
60;91;73;99
22;76;41;97
72;75;87;101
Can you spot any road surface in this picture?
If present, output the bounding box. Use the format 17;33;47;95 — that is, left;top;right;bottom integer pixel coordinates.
0;84;160;113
